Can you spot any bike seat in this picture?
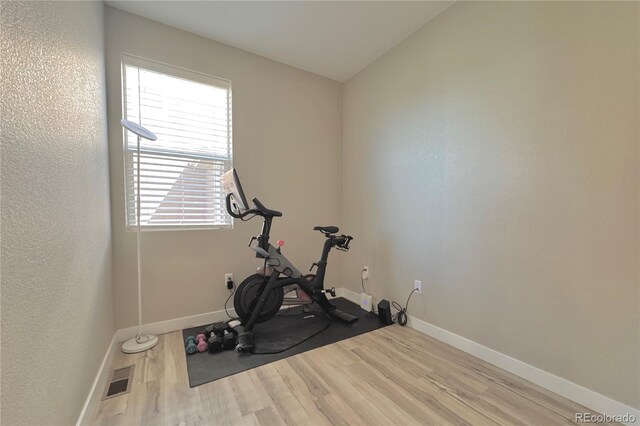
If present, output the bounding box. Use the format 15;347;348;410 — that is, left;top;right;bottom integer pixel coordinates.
313;226;339;234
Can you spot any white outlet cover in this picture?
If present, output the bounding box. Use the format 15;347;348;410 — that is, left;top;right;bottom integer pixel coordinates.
414;280;422;293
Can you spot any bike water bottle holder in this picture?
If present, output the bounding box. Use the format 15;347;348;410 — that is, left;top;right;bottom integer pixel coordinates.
248;236;303;279
248;236;270;258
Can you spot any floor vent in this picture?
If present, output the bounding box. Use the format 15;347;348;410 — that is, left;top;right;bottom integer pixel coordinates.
102;365;135;400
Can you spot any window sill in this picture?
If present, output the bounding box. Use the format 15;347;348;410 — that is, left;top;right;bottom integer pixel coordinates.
125;224;233;233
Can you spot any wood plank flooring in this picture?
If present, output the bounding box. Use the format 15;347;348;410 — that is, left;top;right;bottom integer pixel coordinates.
90;326;609;425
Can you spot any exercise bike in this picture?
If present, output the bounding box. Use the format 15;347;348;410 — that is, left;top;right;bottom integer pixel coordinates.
222;169;358;353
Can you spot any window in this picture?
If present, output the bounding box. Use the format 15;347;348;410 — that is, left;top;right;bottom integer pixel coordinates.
122;55;232;230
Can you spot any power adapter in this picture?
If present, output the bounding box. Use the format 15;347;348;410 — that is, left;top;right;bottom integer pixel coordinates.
226;277;234;290
360;292;373;312
377;300;393;325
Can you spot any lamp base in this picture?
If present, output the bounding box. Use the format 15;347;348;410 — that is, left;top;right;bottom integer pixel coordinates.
121;334;158;354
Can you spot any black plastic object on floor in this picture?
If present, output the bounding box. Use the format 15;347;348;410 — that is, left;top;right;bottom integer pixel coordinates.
377;299;394;325
182;297;388;388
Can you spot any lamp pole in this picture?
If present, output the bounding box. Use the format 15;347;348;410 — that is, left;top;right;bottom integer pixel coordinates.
120;119;159;354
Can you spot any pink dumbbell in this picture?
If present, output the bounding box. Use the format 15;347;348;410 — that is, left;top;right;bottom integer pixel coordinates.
196;334;207;352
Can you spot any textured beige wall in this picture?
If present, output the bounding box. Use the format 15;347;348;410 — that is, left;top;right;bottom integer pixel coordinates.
105;7;343;328
342;1;639;408
1;2;114;424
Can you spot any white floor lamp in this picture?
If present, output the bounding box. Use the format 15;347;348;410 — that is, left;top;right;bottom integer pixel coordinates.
120;119;159;354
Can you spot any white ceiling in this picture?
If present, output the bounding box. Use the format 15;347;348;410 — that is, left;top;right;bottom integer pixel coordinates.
105;1;454;82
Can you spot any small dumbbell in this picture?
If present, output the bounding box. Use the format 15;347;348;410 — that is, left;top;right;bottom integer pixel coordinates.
204;322;223;339
196;334;207;352
205;321;227;339
208;333;223;353
185;336;197;355
204;324;215;339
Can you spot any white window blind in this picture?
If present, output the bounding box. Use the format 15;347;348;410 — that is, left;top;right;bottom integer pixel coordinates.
122;56;232;230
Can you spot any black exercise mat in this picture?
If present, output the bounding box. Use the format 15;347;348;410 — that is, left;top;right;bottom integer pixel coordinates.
182;297;387;387
249;310;331;354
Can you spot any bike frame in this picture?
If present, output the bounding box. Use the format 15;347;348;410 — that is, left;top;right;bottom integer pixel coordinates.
225;190;357;351
244;234;338;330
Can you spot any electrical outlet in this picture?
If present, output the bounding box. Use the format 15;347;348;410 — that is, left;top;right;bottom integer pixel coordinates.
362;266;370;280
414;279;422;294
225;273;234;290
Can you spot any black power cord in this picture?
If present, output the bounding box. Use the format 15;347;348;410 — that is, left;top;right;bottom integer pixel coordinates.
224;280;238;320
392;288;417;326
252;312;332;355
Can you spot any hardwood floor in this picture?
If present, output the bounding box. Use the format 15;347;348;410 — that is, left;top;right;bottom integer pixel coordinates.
91;326;608;425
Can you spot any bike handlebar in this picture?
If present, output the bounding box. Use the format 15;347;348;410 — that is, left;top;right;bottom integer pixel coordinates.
227;193;353;252
226;193;256;219
334;235;353;251
226;194;283;219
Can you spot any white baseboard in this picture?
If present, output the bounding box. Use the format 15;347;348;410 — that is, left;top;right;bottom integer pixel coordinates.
77;296;345;423
335;287;361;304
340;287;639;425
76;307;234;425
76;334;119;426
76;293;351;423
111;291;359;343
78;289;639;426
114;307;235;342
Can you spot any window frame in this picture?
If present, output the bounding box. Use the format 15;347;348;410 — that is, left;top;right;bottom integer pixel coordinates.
121;54;233;232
